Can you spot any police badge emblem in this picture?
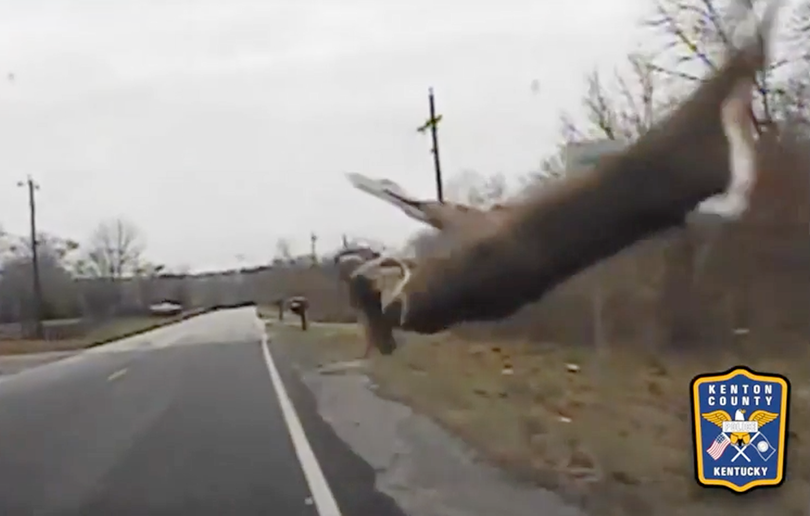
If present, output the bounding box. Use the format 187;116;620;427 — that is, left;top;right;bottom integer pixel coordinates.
691;366;790;493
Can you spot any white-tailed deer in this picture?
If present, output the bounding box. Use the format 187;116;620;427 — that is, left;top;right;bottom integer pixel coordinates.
345;0;781;338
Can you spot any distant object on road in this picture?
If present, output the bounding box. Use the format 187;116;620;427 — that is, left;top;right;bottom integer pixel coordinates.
148;301;183;317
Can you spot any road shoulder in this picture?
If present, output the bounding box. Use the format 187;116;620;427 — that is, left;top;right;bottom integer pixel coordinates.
269;326;586;516
268;335;412;516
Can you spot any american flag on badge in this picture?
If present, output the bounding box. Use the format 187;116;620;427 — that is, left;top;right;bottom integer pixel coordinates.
707;432;731;460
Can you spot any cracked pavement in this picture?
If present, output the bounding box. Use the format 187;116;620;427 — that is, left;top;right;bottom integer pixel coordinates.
290;355;587;516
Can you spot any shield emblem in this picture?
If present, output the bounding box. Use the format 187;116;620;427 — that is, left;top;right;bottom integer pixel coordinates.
691;366;790;493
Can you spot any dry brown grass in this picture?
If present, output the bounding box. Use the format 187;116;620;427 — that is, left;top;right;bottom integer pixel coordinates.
376;335;810;516
0;316;189;355
267;319;367;369
273;322;810;516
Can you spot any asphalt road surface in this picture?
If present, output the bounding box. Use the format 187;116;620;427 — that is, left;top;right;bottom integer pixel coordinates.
0;308;405;516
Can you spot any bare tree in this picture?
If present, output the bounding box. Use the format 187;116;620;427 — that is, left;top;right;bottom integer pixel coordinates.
644;0;810;133
274;238;293;264
444;170;509;208
80;218;145;280
0;232;79;263
71;219;145;316
561;51;665;143
559;0;810;141
522;52;667;190
0;231;82;323
135;262;165;277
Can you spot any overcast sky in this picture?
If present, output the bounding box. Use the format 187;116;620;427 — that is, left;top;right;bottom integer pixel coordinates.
0;0;649;272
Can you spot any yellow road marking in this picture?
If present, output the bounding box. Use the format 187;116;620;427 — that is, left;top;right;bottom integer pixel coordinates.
107;368;128;382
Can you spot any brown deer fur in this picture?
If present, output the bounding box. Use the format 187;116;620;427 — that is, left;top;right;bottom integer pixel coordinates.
382;18;775;334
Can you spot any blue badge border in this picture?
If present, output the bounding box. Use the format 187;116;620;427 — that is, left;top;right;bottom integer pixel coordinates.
690;365;791;494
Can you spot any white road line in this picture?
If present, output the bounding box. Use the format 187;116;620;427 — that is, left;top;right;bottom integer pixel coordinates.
107;368;128;381
260;334;342;516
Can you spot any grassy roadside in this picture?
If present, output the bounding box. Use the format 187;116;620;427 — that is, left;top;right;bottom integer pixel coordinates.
0;309;210;356
268;319;810;516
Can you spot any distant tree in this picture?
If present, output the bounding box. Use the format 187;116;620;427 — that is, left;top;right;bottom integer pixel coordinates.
643;0;810;134
558;51;664;147
444;170;508;208
78;218;145;280
0;232;81;322
74;218;146;316
274;238;293;263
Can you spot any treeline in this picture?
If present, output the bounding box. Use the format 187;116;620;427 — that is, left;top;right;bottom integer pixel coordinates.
0;217;188;323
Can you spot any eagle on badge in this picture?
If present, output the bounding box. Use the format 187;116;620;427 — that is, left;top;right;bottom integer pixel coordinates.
702;409;779;446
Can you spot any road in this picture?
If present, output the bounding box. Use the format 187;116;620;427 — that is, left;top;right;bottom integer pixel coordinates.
0;307;405;516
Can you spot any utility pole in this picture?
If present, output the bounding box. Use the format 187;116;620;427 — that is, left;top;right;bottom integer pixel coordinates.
417;87;444;202
17;176;43;339
310;232;318;265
